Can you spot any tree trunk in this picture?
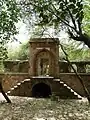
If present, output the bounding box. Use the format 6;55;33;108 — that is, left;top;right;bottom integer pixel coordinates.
68;30;90;48
0;81;11;103
78;34;90;48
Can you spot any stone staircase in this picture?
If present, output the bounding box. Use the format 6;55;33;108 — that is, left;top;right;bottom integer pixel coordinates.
53;79;82;99
7;79;31;97
7;78;82;99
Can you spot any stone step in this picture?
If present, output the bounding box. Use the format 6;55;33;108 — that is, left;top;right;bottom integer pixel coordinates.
62;83;82;99
7;78;83;99
7;79;31;95
53;78;82;99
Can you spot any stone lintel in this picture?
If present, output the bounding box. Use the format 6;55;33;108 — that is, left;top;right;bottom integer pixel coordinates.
29;38;59;44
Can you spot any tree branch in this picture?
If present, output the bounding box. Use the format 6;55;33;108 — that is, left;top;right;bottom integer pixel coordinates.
63;0;77;30
77;19;82;34
50;3;80;34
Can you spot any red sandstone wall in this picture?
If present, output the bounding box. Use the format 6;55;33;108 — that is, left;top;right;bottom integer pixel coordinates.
0;73;29;92
59;73;90;96
1;72;90;97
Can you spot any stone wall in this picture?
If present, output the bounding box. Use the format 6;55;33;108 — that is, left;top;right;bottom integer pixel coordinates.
59;61;90;73
0;73;29;92
0;60;90;97
2;60;29;73
0;72;90;97
59;73;90;96
1;60;90;74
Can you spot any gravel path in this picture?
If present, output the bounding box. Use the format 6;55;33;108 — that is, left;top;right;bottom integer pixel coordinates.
0;94;89;120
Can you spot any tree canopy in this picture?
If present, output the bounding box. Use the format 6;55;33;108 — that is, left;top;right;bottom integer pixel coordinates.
0;0;20;59
19;0;90;48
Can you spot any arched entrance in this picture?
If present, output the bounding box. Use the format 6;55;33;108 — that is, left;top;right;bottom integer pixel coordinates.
32;83;52;98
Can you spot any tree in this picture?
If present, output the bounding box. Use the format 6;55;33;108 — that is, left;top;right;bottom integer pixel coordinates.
0;0;20;59
19;0;90;102
83;0;90;36
19;0;90;48
63;42;90;60
0;0;20;103
7;41;29;60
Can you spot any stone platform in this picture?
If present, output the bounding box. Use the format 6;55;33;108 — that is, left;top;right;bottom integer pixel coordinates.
7;76;82;99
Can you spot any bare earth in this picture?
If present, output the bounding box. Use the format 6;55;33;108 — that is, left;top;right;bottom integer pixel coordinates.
0;93;90;120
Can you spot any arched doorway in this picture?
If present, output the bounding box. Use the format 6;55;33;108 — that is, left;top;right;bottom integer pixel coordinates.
32;83;52;98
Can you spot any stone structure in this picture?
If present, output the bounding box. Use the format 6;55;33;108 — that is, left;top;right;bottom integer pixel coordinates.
1;60;90;74
29;38;59;77
1;38;90;99
3;60;29;73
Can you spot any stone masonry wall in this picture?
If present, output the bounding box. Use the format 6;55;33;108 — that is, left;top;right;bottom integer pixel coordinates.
2;60;29;73
0;73;29;92
59;73;90;96
0;60;90;96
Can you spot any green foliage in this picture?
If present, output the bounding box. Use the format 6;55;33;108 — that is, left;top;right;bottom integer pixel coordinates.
17;42;29;60
7;42;29;60
19;0;90;48
63;42;90;61
0;0;20;59
0;61;5;72
83;0;90;35
68;49;90;61
20;0;83;27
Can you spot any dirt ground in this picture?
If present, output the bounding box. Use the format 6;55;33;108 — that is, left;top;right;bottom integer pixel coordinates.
0;94;90;120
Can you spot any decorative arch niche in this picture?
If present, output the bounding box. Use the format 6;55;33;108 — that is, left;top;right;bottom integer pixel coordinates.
33;49;56;76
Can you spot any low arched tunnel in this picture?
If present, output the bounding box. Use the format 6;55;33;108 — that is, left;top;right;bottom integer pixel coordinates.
32;83;52;98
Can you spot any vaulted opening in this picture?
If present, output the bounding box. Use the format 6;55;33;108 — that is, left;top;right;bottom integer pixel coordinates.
32;83;51;98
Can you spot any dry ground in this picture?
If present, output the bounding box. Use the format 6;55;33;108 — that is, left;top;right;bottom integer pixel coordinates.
0;93;90;120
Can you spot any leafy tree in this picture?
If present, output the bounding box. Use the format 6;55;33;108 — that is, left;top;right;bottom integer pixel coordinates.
83;0;90;35
0;0;20;103
18;0;90;103
7;41;29;60
64;42;90;60
0;0;20;59
19;0;90;48
17;42;29;60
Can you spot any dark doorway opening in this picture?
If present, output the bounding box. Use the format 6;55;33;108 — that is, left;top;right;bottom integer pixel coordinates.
32;83;51;98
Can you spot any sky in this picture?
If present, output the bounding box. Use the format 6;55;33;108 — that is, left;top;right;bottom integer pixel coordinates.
7;21;30;49
8;20;69;49
8;19;86;50
15;21;30;43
